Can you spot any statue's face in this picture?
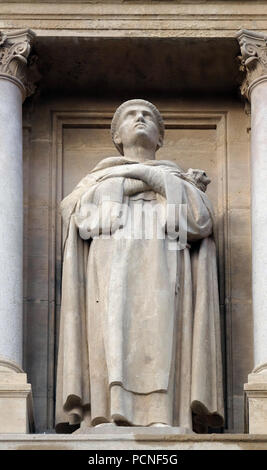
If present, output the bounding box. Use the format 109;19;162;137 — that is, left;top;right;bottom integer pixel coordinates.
114;103;162;154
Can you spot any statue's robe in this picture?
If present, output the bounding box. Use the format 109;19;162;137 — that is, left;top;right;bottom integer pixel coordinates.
55;156;224;433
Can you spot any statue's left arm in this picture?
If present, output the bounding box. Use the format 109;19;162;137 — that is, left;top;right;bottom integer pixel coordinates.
181;179;213;241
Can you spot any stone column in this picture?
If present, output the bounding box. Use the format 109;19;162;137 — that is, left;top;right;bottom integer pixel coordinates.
0;29;36;433
237;29;267;433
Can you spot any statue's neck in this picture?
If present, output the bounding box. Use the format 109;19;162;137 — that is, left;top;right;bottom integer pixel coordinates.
123;145;156;163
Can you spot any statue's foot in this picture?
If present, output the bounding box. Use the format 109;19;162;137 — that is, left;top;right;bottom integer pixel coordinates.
94;422;116;428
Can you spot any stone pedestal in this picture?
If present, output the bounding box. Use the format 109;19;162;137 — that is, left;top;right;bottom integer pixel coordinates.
244;365;267;434
0;359;34;433
0;30;36;433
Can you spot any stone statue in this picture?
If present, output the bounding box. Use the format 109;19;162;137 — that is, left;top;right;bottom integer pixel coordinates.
55;99;224;433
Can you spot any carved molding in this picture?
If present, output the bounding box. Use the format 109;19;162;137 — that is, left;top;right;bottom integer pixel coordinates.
0;29;37;100
237;29;267;101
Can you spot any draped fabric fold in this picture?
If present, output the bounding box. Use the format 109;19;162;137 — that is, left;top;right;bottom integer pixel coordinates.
55;157;224;433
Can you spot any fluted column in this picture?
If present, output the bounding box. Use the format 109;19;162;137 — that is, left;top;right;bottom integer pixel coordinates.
0;30;35;433
237;29;267;433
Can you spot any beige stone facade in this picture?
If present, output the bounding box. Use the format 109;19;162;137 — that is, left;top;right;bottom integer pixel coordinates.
0;0;267;445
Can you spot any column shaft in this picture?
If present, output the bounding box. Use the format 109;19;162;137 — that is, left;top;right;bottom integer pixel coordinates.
250;80;267;367
237;29;267;433
0;29;35;370
0;77;23;366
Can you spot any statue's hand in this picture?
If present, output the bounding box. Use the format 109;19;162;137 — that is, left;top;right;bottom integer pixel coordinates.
123;178;151;196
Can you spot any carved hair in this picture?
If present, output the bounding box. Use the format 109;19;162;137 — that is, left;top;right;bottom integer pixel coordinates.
111;99;165;155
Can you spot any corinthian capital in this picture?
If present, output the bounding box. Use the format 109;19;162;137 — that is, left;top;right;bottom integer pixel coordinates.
236;29;267;101
0;29;36;100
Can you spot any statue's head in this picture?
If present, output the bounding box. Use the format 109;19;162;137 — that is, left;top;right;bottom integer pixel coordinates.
111;99;165;156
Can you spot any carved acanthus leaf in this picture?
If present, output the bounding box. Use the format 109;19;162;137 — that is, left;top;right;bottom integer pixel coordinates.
0;29;37;99
237;29;267;100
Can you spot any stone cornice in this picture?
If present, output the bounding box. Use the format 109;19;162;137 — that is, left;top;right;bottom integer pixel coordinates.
237;29;267;101
2;3;267;38
0;28;36;100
